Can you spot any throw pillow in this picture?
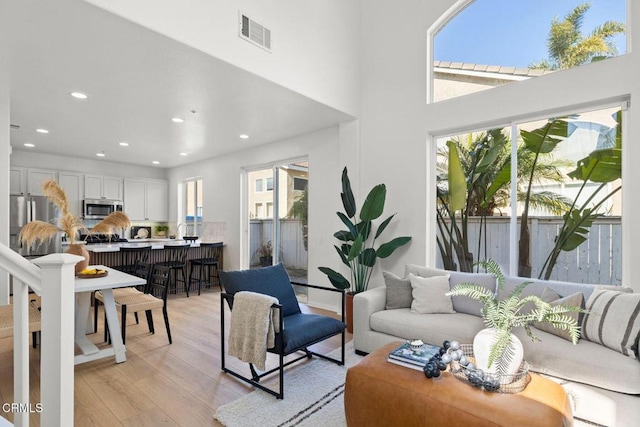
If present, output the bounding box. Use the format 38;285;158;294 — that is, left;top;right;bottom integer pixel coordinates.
383;271;413;310
409;273;455;314
582;289;640;358
405;264;447;279
532;287;584;342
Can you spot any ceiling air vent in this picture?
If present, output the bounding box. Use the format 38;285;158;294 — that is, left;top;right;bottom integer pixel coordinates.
239;12;271;52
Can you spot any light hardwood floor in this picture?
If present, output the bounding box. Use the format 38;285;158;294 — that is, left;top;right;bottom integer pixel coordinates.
0;288;351;426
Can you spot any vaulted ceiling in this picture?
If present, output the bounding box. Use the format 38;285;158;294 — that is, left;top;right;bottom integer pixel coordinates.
2;0;352;168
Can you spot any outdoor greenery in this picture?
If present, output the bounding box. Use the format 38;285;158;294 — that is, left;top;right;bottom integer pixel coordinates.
539;111;622;279
319;167;411;293
446;260;583;372
436;124;572;273
438;109;622;280
530;2;626;70
287;186;308;250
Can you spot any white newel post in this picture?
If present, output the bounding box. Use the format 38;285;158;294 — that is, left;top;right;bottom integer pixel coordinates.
33;253;82;427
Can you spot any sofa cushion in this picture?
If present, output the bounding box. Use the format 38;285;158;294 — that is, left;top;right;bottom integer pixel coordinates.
219;263;301;317
405;264;496;316
370;309;486;346
532;287;584;342
383;271;412;310
582;289;640;358
513;327;640;394
409;274;454;314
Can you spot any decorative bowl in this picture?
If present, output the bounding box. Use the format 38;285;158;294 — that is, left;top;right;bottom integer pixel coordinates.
450;344;531;393
408;339;424;351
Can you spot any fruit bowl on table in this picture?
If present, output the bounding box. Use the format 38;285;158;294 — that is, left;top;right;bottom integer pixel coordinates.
77;268;108;278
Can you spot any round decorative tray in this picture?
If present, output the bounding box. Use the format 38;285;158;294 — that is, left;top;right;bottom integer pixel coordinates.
77;269;108;279
450;344;531;394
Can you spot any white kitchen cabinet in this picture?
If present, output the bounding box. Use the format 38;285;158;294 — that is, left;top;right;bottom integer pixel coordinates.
123;178;168;221
84;174;123;200
27;169;57;196
123;178;146;220
146;179;168;221
58;172;83;216
10;167;26;195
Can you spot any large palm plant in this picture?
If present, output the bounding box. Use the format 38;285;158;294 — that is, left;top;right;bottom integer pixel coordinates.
436;127;571;272
530;3;625;70
319;167;411;293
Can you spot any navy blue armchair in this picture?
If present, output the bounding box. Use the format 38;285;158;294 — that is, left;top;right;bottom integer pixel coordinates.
219;263;346;399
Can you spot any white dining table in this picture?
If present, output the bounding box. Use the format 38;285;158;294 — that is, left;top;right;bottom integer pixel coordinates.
74;265;145;365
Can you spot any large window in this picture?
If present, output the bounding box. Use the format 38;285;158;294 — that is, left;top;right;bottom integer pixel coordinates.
436;104;623;284
430;0;627;103
183;178;203;236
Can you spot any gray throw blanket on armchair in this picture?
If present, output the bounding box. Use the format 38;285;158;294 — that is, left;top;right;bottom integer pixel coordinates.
228;291;279;371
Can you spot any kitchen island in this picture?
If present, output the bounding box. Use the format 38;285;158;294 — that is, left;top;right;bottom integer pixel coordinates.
83;241;224;291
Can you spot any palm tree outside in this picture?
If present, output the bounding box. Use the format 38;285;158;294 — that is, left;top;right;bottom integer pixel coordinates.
529;2;625;70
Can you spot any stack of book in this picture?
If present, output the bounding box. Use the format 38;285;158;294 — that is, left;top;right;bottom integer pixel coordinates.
387;341;440;371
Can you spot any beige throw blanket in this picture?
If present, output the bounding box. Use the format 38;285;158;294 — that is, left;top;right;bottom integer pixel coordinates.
228;291;279;371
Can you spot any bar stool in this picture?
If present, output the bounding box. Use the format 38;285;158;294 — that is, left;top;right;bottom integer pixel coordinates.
154;244;190;296
117;245;152;281
187;242;222;295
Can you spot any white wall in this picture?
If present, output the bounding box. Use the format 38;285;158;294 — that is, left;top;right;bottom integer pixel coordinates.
11;151;167;180
358;0;640;291
167;125;347;309
84;0;363;118
0;80;9;303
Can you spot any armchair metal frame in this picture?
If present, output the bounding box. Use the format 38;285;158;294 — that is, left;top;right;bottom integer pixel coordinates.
220;280;345;399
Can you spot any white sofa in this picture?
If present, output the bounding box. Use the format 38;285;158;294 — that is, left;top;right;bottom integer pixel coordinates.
353;265;640;427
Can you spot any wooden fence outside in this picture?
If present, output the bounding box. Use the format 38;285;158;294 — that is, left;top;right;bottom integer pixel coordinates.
250;219;308;270
437;216;622;285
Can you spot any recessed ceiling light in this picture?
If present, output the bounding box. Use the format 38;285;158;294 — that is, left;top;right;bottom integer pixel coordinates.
240;134;249;139
36;128;49;134
171;117;184;123
152;160;160;165
70;92;88;99
24;143;35;148
180;152;188;156
96;152;106;157
119;142;129;147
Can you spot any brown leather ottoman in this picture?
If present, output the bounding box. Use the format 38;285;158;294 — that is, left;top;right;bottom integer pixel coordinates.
345;342;573;427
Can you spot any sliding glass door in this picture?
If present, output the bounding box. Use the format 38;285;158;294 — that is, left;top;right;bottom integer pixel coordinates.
247;160;309;293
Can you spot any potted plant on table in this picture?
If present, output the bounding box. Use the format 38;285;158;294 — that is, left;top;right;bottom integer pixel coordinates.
319;167;412;332
19;180;130;273
155;224;169;238
446;259;584;377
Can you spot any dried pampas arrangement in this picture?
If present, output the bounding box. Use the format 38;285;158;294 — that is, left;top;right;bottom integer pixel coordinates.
19;180;130;248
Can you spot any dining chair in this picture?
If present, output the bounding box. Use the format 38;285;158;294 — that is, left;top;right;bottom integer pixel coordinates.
94;253;152;334
0;302;42;348
103;264;173;344
187;242;222;295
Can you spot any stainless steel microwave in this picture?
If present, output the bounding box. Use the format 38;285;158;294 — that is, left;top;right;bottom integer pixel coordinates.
83;199;123;219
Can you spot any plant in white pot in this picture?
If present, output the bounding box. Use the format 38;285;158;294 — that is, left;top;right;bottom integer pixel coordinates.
446;260;584;377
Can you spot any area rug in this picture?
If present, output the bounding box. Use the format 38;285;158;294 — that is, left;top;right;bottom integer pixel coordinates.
214;342;362;427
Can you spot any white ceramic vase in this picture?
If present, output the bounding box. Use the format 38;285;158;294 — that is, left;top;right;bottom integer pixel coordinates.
473;328;524;376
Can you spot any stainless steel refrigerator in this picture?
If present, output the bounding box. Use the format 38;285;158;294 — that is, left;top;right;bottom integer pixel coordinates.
10;194;61;257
